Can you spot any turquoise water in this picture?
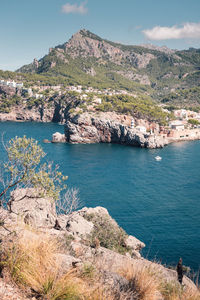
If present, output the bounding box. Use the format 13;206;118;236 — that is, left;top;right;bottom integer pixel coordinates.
0;122;200;272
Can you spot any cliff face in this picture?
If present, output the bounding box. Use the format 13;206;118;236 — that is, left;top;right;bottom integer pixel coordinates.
0;188;197;300
65;112;168;148
0;105;54;122
63;30;155;69
0;99;71;123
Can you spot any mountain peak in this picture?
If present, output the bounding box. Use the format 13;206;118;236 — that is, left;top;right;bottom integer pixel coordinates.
70;29;103;42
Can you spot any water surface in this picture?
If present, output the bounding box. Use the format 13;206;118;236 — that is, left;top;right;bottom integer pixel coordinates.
0;121;199;272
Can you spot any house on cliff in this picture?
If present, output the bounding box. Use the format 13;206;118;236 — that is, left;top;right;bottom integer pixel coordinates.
169;120;185;131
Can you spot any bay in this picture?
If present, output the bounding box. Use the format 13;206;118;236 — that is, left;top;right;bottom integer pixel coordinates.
0;121;199;272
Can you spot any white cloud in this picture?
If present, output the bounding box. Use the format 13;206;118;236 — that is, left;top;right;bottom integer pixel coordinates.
143;22;200;40
62;2;88;15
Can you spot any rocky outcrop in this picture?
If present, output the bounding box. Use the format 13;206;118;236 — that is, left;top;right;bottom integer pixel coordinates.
126;52;155;69
52;132;66;143
60;30;155;68
64;30;125;65
0;188;145;260
65;112;168;148
0;278;29;300
117;71;151;85
10;188;57;227
0;104;55;122
0;85;16;97
0;188;198;298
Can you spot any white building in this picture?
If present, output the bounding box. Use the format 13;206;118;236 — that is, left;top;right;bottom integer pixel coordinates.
35;93;43;99
9;81;16;88
169;120;185;130
27;88;33;96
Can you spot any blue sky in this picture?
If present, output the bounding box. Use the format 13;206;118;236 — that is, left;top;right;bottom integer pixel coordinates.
1;0;200;71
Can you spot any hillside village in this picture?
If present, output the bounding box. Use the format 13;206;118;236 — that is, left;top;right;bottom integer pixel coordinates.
1;78;200;145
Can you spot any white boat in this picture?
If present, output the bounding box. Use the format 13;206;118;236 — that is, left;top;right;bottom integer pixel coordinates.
155;156;162;161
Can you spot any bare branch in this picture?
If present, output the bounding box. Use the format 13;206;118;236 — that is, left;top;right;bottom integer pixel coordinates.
56;187;81;215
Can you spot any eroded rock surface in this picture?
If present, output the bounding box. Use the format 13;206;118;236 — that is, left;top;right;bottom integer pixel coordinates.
0;188;197;297
52;132;66;143
65;112;168;148
10;188;56;227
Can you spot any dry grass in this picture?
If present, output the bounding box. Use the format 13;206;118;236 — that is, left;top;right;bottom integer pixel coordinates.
2;230;200;300
85;286;115;300
2;231;85;299
118;263;161;300
2;230;120;300
4;231;58;291
161;280;200;300
119;264;200;300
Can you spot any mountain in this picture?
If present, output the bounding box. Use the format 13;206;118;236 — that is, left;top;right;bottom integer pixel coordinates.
17;29;200;104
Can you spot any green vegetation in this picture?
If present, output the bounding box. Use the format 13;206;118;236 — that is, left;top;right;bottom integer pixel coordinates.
0;94;23;113
96;94;170;125
161;86;200;106
1;31;200;110
0;136;68;206
188;119;200;126
26;97;45;109
84;213;130;254
0;69;71;87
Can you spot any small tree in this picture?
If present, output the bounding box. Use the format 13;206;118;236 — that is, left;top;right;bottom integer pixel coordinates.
188;119;199;126
0;136;68;209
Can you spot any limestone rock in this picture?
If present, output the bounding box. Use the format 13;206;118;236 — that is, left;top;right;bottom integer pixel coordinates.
65;112;168;148
117;71;151;85
129;52;155;69
52;132;66;143
0;104;55;122
0;195;198;296
65;212;94;238
10;188;56;227
55;253;82;274
125;235;145;251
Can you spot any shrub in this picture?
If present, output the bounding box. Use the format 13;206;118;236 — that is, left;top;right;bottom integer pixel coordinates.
188;119;200;126
84;213;130;254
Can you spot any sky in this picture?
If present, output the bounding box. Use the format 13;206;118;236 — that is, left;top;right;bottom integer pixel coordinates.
0;0;200;71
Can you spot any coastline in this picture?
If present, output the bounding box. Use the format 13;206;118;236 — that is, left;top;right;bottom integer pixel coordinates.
1;110;200;148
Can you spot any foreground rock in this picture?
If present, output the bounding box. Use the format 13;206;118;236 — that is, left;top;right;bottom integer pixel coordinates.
65;112;168;148
0;188;197;298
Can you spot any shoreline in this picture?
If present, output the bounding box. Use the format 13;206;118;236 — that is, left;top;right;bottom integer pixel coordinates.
1;118;200;148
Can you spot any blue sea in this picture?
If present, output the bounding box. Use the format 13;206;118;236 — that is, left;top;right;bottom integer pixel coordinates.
0;122;199;272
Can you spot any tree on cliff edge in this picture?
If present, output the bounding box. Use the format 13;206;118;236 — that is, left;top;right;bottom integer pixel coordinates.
0;136;70;211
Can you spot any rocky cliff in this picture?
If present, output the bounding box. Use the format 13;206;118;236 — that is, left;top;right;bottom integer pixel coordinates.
0;188;198;300
65;112;168;148
0;104;54;122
